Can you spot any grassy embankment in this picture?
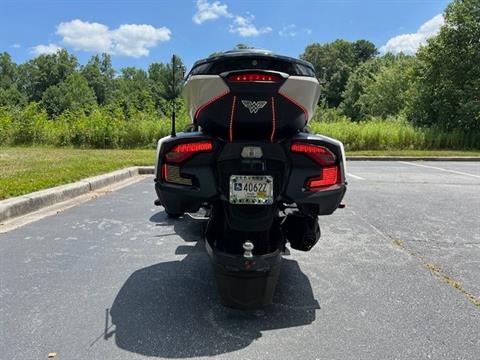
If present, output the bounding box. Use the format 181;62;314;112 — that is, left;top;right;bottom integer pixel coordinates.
0;147;154;200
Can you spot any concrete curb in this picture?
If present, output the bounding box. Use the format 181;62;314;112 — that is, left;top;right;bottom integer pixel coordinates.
0;166;155;224
346;156;480;161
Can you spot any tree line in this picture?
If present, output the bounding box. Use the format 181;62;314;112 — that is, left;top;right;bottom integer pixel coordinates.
0;50;184;119
301;0;479;132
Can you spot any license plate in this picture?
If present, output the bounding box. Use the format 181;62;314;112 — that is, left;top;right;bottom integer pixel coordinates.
229;175;273;205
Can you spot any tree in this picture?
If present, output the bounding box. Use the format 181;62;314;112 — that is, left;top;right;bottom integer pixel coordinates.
0;52;26;107
301;39;377;107
148;55;185;102
41;73;96;117
148;62;169;110
353;40;379;65
0;52;17;88
0;86;26;108
407;0;480;131
18;49;78;102
81;53;115;105
341;58;383;120
342;54;416;119
114;67;155;115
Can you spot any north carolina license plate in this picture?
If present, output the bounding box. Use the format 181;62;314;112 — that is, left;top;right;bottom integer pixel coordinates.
229;175;273;205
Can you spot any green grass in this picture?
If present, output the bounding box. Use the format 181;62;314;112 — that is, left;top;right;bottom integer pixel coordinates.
347;150;480;156
309;119;480;150
0;147;155;200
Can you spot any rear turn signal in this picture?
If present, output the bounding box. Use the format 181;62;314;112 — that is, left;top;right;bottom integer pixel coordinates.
305;166;340;191
165;141;213;164
291;142;336;166
227;73;282;83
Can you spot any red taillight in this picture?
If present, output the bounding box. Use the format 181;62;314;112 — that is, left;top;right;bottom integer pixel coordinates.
227;73;282;83
306;166;340;190
291;142;336;166
165;141;213;164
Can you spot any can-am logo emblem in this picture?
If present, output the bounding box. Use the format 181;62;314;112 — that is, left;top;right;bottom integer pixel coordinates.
241;100;267;114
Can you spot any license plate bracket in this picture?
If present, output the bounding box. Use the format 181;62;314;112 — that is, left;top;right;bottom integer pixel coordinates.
229;175;273;205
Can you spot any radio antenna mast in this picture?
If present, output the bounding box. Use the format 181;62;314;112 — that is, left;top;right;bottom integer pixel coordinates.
171;54;176;137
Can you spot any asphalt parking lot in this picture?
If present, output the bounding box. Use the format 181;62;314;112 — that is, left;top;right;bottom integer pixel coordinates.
1;161;479;360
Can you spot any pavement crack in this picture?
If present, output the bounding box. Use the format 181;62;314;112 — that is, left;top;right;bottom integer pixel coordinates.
392;239;480;308
351;209;480;308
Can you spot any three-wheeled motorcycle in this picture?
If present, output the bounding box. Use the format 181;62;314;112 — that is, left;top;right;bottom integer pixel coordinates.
155;49;346;308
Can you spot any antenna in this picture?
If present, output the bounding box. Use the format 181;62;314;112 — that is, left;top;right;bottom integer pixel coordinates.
171;54;176;137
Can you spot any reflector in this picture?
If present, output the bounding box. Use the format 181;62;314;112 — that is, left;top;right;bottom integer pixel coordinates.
162;164;192;186
227;73;282;82
165;141;213;164
291;142;336;166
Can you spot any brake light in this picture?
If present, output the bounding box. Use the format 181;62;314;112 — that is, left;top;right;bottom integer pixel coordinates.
306;166;340;190
165;141;213;164
227;73;281;82
291;142;336;166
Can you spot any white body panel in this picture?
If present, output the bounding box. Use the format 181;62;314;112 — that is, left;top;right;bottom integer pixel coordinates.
183;74;321;124
182;75;229;121
155;135;171;176
278;76;321;122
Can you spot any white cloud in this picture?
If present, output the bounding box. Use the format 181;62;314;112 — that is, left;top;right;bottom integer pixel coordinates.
11;43;21;49
229;15;272;37
111;24;171;57
54;19;171;57
279;24;297;37
57;19;111;52
31;43;62;56
380;14;444;54
192;1;271;38
193;0;232;24
278;24;312;38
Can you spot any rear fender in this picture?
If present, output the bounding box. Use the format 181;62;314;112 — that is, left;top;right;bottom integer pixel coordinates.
284;133;347;215
154;132;219;214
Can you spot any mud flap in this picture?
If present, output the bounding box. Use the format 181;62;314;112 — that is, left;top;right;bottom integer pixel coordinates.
205;240;282;309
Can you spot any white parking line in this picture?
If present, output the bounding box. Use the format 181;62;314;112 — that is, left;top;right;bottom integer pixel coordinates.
399;161;480;179
347;172;365;180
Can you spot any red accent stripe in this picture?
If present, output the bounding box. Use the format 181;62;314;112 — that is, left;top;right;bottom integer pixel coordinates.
278;92;309;125
270;96;276;142
229;95;237;142
194;90;230;120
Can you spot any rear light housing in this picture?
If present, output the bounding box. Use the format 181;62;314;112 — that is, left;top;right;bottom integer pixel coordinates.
162;140;213;185
227;72;282;83
164;141;213;164
291;142;336;166
291;142;342;191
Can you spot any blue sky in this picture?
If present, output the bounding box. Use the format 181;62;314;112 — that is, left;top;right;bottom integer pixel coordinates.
1;0;450;70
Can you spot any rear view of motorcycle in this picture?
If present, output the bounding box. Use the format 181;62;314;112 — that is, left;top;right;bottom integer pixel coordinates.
154;49;347;309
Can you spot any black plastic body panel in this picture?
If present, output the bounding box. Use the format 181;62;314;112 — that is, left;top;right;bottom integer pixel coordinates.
284;132;347;215
155;131;347;217
216;141;288;231
154;132;218;214
196;73;307;141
